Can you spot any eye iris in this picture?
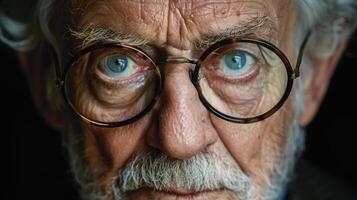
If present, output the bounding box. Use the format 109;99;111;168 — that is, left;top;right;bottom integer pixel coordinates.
224;51;247;70
107;55;128;73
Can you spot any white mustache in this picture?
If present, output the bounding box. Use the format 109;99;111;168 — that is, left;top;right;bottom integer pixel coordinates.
113;150;252;200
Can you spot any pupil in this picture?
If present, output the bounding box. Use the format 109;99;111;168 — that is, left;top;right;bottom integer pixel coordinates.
108;56;128;72
232;56;242;68
225;52;246;70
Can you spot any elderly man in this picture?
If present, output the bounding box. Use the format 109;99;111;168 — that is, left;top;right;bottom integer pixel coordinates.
1;0;356;199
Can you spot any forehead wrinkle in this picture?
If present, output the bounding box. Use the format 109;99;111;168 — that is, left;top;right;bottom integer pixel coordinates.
194;15;278;49
69;0;281;51
73;0;169;45
170;0;249;17
166;0;280;49
69;0;167;17
69;0;169;46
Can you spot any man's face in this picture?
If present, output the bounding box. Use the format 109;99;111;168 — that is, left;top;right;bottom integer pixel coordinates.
62;1;304;199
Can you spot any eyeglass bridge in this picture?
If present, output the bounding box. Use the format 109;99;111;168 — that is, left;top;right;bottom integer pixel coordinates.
159;56;197;65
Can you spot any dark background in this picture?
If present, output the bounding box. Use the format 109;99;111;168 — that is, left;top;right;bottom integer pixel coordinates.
2;32;357;199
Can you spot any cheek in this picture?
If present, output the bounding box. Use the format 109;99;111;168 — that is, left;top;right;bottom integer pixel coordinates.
79;113;153;183
210;96;294;181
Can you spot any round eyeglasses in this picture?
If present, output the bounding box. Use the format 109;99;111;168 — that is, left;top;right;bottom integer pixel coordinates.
56;33;311;128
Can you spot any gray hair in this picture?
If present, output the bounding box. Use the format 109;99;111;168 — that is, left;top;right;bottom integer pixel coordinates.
0;0;58;52
1;0;356;54
298;0;357;58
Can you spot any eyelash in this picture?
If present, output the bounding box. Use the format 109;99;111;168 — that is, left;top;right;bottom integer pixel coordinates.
203;63;260;84
200;50;261;84
82;51;148;88
91;68;150;92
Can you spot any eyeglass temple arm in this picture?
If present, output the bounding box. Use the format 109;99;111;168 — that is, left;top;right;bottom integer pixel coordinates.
293;28;313;79
50;45;65;86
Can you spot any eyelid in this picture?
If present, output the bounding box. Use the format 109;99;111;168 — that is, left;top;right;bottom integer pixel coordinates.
89;48;152;68
225;49;258;63
209;42;259;55
207;46;259;66
203;62;260;85
96;58;148;85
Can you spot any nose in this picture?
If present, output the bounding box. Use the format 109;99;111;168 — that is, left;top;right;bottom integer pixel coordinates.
146;64;218;160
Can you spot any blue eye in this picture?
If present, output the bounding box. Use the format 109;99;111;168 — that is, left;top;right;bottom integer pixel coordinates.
107;54;128;72
221;50;254;75
101;54;135;78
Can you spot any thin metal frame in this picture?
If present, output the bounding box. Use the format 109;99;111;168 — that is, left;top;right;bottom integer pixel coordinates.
55;31;311;127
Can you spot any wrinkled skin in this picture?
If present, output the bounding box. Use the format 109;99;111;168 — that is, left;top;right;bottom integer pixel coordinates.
64;0;300;199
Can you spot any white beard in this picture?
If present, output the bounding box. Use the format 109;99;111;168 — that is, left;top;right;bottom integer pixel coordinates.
62;83;306;200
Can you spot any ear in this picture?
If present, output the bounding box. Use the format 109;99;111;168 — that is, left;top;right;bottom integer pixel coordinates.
17;49;65;130
299;41;347;126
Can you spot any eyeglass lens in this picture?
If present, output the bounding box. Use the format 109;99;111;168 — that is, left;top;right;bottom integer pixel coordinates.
64;41;289;124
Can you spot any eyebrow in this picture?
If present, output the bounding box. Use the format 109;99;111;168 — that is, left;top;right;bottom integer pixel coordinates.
70;15;277;51
69;26;151;51
194;15;277;49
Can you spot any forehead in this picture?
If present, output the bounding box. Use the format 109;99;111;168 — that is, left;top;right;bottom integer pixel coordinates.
69;0;292;49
